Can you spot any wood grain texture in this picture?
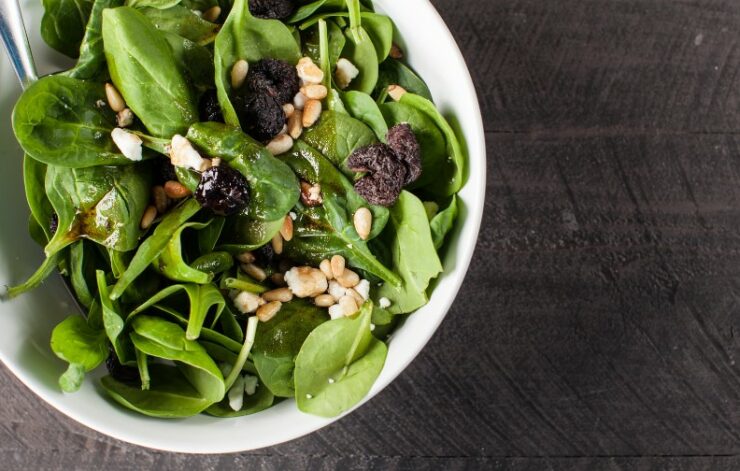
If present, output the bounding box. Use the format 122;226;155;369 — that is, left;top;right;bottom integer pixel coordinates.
3;0;740;469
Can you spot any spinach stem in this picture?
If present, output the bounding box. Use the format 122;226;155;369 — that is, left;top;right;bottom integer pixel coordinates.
135;348;151;390
224;316;258;390
345;0;362;42
224;278;267;294
318;19;331;89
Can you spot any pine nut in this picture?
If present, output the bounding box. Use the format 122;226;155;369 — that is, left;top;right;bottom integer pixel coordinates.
388;84;407;101
302;99;322;128
105;83;125;112
328;280;347;301
236;252;255;263
140;205;157;230
283;103;295;118
296;57;324;85
280;215;294;241
319;259;333;280
263;287;293;303
300;84;328;100
202;5;221;22
256;301;282;322
354;207;372;240
355;279;370;300
293;92;307;110
271;232;283;255
116;108;134;128
288;110;303;139
152;185;169;214
338;295;358;316
285;267;328;298
266;133;293;155
389;43;404;59
211;158;221;167
346;288;364;305
243;263;267;282
330;255;345;278
337;268;360;288
314;294;335;307
164;180;191;199
231;59;249;89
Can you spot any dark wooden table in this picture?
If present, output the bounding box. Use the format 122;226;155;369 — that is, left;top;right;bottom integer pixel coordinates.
3;0;740;469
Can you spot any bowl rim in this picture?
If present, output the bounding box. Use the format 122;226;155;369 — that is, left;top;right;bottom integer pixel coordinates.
0;0;487;453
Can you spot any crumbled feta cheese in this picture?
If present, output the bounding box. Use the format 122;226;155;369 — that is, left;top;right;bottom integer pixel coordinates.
328;304;345;320
370;323;376;332
328;378;335;384
285;266;328;298
355;279;370;300
335;58;360;89
228;375;245;411
328;280;347;301
289;211;297;220
111;128;142;161
243;375;258;396
170;134;211;171
379;297;391;309
306;394;313;399
233;291;263;314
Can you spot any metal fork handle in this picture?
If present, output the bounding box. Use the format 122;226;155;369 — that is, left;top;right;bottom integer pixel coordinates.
0;0;37;89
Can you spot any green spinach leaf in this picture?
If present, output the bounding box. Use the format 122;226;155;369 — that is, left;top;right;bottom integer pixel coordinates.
375;59;433;102
430;196;458;250
163;31;216;94
50;315;108;393
154;221;213;284
342;90;387;141
126;0;180;8
376;191;442;315
103;6;198;137
204;380;274;417
301;110;376;173
41;0;94;58
23;156;53;242
139;5;219;45
294;301;387;417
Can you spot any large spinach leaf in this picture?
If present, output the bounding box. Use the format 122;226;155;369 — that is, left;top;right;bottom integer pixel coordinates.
280;141;399;285
111;198;201;300
41;0;94;58
217;216;283;254
23;156;53;242
163;31;216;93
13;76;133;168
252;299;327;397
294;301;387;417
186;122;299;221
103;6;198;137
342;90;387;141
50;315;108;392
214;0;301;126
376;191;442;315
43;163;152;256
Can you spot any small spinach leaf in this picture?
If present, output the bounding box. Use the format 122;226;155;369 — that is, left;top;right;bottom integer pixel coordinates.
3;251;65;299
163;31;216;94
301;110;376;173
294;301;387;417
23;156;53;242
41;0;94;58
96;270;135;363
139;5;219;45
204;380;274;417
103;6;198;137
154;221;213;284
376;191;442;314
342;90;387;141
430;196;458;250
50;315;108;393
217;216;283;254
375;59;433;102
126;0;181;8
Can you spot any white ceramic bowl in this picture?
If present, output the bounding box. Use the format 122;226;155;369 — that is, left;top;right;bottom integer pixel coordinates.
0;0;485;453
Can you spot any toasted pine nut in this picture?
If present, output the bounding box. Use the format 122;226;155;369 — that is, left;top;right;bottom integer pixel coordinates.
266;133;293;155
300;84;328;100
236;252;255;263
202;5;221;22
319;259;333;280
388;84;407;101
390;43;404;59
152;185;169;214
293;92;307;110
330;255;345;279
164;180;191;199
105;83;125;112
346;288;364;305
243;263;267;282
288;110;303;139
263;287;293;303
314;294;335;307
231;59;249;89
354;207;372;240
302;99;322;128
271;233;284;255
140;205;157;230
271;273;286;286
116;108;134;128
280;215;294;241
296;57;324;85
256;301;282;322
283;103;295;118
211;157;221;167
337;268;360;288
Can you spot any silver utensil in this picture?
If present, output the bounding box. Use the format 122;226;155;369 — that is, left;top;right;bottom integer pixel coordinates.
0;0;37;89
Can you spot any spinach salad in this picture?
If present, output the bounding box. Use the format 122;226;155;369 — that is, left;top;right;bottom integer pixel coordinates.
5;0;465;418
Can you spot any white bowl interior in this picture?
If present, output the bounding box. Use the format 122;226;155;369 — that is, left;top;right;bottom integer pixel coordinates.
0;0;486;453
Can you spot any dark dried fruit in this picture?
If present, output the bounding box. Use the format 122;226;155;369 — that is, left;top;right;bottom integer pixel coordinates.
105;352;140;384
254;243;275;269
247;59;300;104
248;0;295;20
195;164;250;216
49;213;58;236
155;156;178;185
199;89;224;123
232;91;286;141
386;123;421;184
347;144;407;207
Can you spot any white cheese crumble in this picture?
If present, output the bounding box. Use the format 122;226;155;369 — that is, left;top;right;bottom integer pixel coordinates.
111;128;143;161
